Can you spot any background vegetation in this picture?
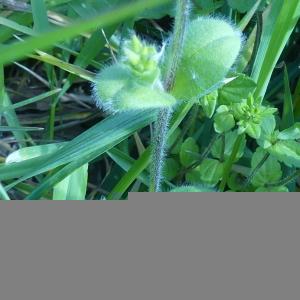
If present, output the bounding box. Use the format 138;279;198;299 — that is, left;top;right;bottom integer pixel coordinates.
0;0;299;199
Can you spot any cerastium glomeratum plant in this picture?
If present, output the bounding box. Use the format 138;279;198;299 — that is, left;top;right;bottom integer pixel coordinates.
92;0;245;192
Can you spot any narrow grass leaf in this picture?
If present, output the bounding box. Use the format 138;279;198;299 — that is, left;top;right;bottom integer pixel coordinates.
281;65;294;130
31;0;50;32
0;0;172;65
53;164;88;200
0;126;44;132
0;182;10;200
0;110;158;183
253;0;300;97
0;89;60;112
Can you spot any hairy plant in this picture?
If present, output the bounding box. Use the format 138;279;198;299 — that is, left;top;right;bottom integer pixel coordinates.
0;0;299;199
92;1;243;192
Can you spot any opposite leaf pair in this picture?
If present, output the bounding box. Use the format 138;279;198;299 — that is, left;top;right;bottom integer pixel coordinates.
92;16;243;113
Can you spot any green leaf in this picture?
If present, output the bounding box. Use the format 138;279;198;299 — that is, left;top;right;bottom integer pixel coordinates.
0;0;172;65
214;105;235;133
244;122;261;139
0;110;158;183
31;0;50;32
227;172;246;192
0;183;10;200
268;140;300;168
218;74;257;105
278;123;300;140
253;0;300;97
4;143;88;200
251;147;282;187
0;89;60;112
107;102;194;199
163;158;180;181
6;143;64;164
281;65;294;129
194;0;222;11
227;0;257;13
200;90;218;118
4;143;88;199
171;17;242;100
219;133;244;191
261;115;276;136
140;3;174;19
107;148;149;186
257;116;277;148
1;92;28;147
186;159;223;186
180;137;200;167
53;164;88;200
212;130;246;161
255;186;289;192
0;126;44;132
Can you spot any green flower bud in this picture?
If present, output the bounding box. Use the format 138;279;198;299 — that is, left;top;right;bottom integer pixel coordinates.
169;16;243;100
92;35;176;113
122;35;161;84
232;94;277;139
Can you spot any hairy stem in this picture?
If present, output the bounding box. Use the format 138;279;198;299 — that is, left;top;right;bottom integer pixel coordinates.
163;0;190;91
150;0;190;192
150;108;172;192
243;152;270;189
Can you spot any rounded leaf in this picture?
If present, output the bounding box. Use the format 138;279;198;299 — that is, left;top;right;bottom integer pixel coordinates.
212;130;246;161
163;158;180;181
268;140;300;168
255;186;289;192
214;106;235;133
171;16;242;100
251;147;282;187
186;158;223;186
200;90;218;118
180;137;200;167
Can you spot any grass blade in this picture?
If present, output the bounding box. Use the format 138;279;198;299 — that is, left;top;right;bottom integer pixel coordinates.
0;182;10;200
0;110;158;183
31;0;50;32
253;0;300;97
0;126;44;132
0;89;60;112
281;65;294;130
0;0;171;65
53;164;88;200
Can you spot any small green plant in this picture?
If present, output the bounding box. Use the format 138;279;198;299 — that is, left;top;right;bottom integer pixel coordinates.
0;0;299;199
92;1;245;193
89;0;300;194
